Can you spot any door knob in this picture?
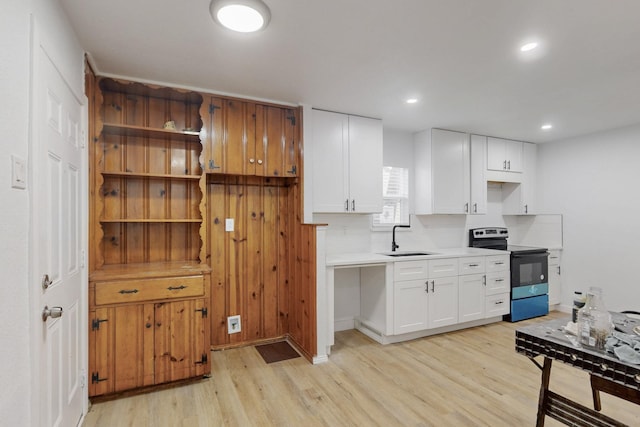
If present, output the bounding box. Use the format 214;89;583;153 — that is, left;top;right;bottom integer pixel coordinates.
42;306;63;322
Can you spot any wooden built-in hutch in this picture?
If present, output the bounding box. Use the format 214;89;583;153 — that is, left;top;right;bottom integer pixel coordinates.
87;74;317;398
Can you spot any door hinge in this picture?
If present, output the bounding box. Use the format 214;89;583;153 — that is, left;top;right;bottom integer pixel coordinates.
195;353;208;365
286;165;297;175
92;318;108;330
195;307;208;318
209;104;220;115
91;372;107;384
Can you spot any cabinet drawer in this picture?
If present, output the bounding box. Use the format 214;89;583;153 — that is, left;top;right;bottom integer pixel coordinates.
429;258;459;278
486;255;509;273
459;257;485;275
486;271;510;295
485;293;509;317
95;276;204;305
394;260;429;281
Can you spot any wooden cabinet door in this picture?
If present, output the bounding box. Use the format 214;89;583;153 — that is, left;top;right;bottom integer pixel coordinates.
204;97;256;174
255;105;298;177
154;298;209;383
89;304;154;396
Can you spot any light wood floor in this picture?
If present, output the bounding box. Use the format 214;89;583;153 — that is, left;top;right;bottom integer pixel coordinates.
83;312;640;426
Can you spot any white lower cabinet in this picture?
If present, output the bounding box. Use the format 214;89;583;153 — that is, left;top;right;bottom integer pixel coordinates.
393;258;459;334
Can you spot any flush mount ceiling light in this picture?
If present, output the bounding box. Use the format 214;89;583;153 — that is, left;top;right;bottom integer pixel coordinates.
520;42;539;52
210;0;271;33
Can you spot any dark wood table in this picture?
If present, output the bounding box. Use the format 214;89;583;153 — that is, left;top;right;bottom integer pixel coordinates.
515;314;640;426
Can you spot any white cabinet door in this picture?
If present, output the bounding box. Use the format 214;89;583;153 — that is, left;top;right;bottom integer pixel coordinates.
458;273;485;323
311;110;382;213
312;110;349;212
470;135;487;214
548;250;562;305
348;115;383;213
487;137;522;172
394;279;429;334
431;129;470;214
428;276;459;328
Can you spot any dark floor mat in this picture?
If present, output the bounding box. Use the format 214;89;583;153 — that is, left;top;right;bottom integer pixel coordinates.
255;341;301;364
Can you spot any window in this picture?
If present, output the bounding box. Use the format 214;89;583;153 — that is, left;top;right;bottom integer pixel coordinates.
372;166;409;227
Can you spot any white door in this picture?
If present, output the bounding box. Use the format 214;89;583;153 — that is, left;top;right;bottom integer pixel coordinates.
32;40;85;426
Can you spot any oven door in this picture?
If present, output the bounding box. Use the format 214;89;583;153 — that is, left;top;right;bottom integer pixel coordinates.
511;251;549;289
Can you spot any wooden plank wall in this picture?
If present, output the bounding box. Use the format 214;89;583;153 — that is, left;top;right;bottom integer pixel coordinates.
207;176;291;347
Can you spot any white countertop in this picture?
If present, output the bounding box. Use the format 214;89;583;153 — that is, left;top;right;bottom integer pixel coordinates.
326;247;509;267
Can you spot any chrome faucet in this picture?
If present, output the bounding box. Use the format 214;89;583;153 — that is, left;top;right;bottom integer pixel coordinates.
391;224;410;251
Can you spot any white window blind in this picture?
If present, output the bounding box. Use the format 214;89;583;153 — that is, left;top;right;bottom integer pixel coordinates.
372;166;409;227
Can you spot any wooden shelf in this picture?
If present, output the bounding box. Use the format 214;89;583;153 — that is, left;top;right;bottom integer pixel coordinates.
99;218;202;223
102;171;202;180
102;123;201;141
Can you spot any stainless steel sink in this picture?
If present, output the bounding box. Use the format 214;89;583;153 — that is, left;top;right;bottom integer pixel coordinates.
380;251;438;257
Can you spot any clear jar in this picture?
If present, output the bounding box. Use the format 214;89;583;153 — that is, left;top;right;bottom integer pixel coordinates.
576;287;612;350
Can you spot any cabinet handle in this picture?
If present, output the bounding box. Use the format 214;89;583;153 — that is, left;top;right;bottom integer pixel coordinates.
167;285;187;291
257;159;263;165
118;289;139;294
345;199;349;211
464;203;469;213
473;203;477;213
249;158;255;164
352;200;356;211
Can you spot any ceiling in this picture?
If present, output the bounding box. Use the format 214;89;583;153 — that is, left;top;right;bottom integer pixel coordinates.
60;0;640;143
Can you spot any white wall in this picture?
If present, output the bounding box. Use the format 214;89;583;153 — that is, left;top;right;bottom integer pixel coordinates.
0;1;84;425
537;123;640;311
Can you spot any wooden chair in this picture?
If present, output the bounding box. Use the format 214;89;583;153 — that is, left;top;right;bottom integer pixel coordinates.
591;310;640;411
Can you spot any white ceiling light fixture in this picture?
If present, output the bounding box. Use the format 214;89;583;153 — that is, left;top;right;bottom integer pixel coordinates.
210;0;271;33
520;42;538;52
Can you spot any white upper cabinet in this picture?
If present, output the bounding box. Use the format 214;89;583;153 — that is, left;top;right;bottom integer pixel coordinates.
487;137;523;173
502;142;537;214
470;135;488;214
312;109;383;213
415;129;482;214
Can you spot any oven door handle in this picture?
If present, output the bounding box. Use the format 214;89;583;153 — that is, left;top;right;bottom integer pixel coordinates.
511;251;549;259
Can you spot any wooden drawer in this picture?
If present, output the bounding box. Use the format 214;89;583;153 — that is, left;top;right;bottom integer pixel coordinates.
95;275;204;305
458;257;485;275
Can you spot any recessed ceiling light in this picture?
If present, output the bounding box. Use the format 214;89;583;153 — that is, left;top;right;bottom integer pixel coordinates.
520;42;538;52
406;98;418;104
541;124;553;130
210;0;271;33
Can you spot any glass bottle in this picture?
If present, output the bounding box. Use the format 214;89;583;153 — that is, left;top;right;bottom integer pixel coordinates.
576;286;612;350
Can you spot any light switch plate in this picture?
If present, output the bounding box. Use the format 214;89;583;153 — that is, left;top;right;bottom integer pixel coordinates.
225;218;234;232
11;155;27;189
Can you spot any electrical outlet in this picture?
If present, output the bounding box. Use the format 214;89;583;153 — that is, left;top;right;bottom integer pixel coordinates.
227;315;241;334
